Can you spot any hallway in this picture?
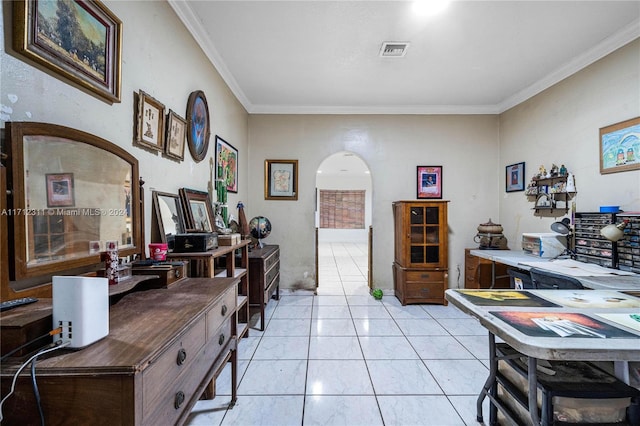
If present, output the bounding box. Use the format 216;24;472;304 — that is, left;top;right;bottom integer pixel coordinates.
187;242;490;425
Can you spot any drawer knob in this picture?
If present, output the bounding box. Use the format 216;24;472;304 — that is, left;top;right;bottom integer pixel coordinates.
221;304;228;316
174;391;185;409
421;288;430;293
218;333;225;346
176;348;187;365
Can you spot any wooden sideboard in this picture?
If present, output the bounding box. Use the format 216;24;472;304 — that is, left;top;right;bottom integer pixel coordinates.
0;277;239;426
167;241;250;338
248;245;280;331
464;248;510;289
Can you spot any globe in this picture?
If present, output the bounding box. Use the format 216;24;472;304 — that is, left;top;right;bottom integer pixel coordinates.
249;216;272;247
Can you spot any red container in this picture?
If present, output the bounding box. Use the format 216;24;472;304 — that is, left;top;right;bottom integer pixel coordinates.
149;243;168;261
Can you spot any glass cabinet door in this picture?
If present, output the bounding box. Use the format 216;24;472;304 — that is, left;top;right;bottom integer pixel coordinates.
408;205;441;265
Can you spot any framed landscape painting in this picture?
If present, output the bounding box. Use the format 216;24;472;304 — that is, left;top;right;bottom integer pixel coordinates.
13;0;122;103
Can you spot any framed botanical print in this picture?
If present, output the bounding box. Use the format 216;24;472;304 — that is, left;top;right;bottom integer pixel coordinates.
265;159;298;200
165;110;186;161
186;90;211;162
135;91;165;151
215;136;238;193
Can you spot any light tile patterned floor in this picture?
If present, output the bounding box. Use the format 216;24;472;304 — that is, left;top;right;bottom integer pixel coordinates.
187;242;490;426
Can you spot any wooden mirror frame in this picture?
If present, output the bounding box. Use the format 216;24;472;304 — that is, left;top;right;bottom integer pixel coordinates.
5;122;142;288
151;190;186;250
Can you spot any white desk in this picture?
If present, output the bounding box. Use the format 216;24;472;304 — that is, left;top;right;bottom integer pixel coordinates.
445;288;640;425
470;249;640;290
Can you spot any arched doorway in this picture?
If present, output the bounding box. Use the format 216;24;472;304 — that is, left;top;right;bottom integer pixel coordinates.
315;151;372;295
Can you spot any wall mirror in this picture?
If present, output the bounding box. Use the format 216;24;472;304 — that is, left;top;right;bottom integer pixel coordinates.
151;190;185;250
6;122;141;283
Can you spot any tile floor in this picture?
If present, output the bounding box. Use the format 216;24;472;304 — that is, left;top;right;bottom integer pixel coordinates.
187;242;491;426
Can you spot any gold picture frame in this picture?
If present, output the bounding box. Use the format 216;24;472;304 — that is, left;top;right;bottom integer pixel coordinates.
165;110;187;161
13;0;122;103
265;159;298;200
134;91;165;151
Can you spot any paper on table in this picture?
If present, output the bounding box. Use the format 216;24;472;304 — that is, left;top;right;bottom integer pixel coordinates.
520;259;636;277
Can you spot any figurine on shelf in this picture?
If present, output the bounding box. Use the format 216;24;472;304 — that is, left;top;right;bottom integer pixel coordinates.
537;165;546;178
566;172;576;192
559;164;567;176
550;164;559;177
525;178;538;196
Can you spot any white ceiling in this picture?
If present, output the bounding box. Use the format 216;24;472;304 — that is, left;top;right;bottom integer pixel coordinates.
169;1;639;115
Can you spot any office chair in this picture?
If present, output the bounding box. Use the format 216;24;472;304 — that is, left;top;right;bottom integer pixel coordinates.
529;267;584;290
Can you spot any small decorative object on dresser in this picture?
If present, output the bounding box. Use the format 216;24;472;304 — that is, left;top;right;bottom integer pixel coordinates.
392;200;449;305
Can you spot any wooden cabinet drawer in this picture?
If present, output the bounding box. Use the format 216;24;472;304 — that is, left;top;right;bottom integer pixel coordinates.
265;272;279;301
405;270;446;283
144;317;233;426
264;259;279;286
206;287;236;342
404;281;445;299
264;248;279;270
143;316;206;415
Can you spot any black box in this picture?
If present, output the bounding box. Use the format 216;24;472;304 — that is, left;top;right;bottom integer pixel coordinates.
173;233;218;252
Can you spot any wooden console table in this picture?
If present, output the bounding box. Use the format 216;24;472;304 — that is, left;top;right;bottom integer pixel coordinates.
0;277;239;426
167;240;250;338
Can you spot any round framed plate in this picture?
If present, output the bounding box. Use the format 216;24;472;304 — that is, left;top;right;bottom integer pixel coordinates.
185;90;210;162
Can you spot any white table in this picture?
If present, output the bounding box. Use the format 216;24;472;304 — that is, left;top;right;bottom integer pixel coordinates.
470;249;640;290
445;288;640;425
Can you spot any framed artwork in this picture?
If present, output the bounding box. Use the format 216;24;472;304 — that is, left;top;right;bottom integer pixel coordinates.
186;90;211;162
165;110;187;161
505;162;525;192
135;91;165;151
599;116;640;174
265;159;298;200
13;0;122;103
179;188;215;232
416;166;442;199
215;136;238;193
46;173;75;207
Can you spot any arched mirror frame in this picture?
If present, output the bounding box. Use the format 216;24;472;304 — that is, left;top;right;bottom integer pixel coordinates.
5;122;142;287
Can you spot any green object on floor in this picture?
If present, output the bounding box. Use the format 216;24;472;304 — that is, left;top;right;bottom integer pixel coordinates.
372;289;383;300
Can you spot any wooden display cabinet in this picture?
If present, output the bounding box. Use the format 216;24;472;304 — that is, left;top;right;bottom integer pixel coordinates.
464;248;510;289
392;200;449;305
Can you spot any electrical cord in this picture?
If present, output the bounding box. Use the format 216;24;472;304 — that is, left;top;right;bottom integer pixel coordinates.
0;340;70;423
0;327;63;362
31;354;45;426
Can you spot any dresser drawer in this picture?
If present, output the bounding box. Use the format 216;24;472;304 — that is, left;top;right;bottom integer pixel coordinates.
404;282;445;299
264;248;280;270
264;259;280;287
206;286;236;342
405;270;446;283
265;272;280;301
144;317;233;426
143;316;206;415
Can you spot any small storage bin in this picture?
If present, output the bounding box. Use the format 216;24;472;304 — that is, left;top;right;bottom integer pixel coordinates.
508;268;533;289
553;396;630;423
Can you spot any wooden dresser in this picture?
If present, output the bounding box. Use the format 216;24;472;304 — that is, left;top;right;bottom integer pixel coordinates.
248;245;280;331
464;248;510;289
0;277;239;426
392;200;449;305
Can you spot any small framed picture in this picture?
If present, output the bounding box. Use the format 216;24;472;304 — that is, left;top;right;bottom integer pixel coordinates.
416;166;442;199
506;162;525;192
599;116;640;174
46;173;75;207
265;159;298;200
135;90;165;151
216;136;238;193
179;188;216;232
165;110;187;161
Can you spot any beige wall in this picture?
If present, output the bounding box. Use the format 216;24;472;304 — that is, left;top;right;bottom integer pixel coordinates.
499;39;640;249
1;0;249;256
248;115;500;290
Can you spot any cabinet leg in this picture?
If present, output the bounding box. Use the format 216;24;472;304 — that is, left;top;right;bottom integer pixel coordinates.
229;347;238;408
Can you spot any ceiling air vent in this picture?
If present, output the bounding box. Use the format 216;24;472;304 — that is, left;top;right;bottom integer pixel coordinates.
379;42;410;58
